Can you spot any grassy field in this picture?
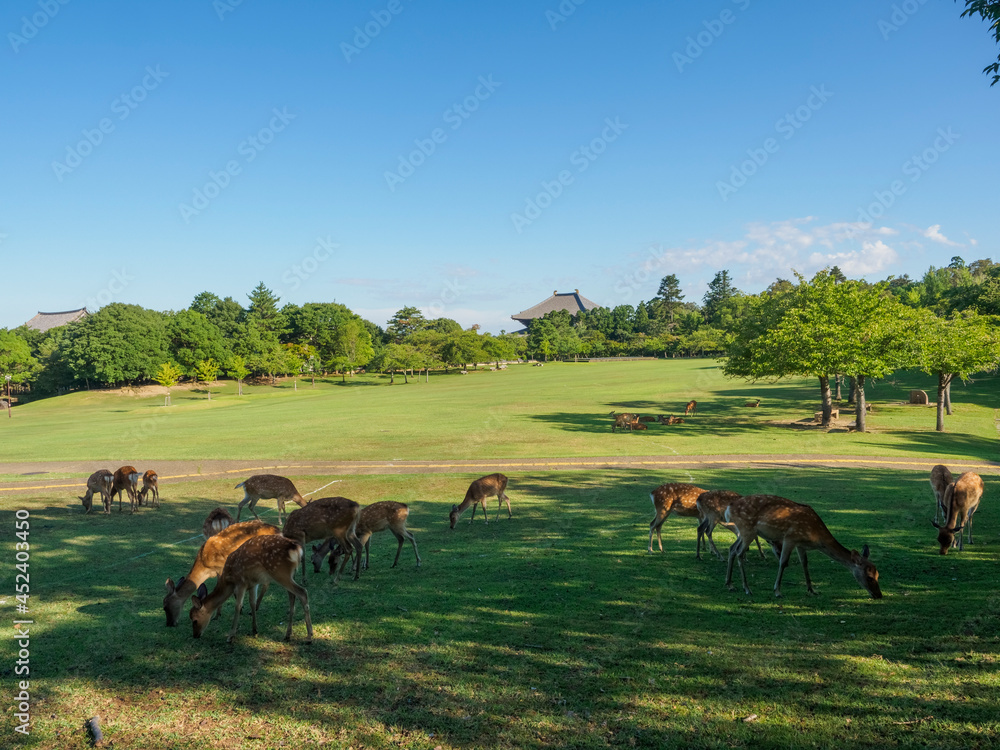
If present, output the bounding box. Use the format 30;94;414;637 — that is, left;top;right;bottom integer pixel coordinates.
1;360;998;464
1;468;998;749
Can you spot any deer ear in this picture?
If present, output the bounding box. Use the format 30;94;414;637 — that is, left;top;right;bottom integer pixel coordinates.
861;544;870;559
165;578;175;595
196;583;208;599
451;504;458;512
190;596;202;609
931;520;941;529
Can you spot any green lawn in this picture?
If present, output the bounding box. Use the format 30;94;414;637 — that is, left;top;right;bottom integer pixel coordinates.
2;468;997;749
2;360;997;464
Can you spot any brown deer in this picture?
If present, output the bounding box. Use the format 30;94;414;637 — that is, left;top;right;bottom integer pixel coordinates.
724;494;882;599
80;469;114;514
312;500;420;573
163;520;281;627
657;415;684;425
929;464;953;525
202;507;234;539
684;400;697;415
648;483;707;553
449;473;511;528
932;471;984;554
631;420;648;431
282;497;363;584
234;474;308;525
112;466;140;513
695;489;764;561
612;413;637;432
189;534;313;643
744;399;761;407
138;469;159;508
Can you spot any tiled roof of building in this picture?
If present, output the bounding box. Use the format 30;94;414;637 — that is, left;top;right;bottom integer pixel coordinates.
24;308;88;333
511;290;601;324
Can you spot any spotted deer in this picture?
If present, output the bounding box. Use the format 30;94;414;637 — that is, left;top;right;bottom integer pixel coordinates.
648;482;707;553
234;474;308;525
189;534;313;643
202;507;234;539
112;466;140;513
932;471;984;554
694;489;764;561
80;469;114;514
724;494;882;599
929;464;953;525
312;500;420;573
138;469;159;508
684;400;697;415
163;520;281;627
612;413;638;432
282;497;363;584
449;473;511;528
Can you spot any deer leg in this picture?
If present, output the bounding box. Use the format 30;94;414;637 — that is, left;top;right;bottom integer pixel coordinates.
726;537;751;595
798;549;816;594
391;533;404;568
228;586;248;642
705;523;724;560
351;532;363;580
405;529;421;566
284;581;311;643
695;519;706;560
470;502;478;524
503;492;512;519
773;544;794;598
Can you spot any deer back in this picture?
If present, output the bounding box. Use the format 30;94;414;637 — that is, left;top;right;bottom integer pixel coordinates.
282;496;360;544
696;489;741;523
240;474;307;506
113;466;139;492
360;501;409;535
650;483;707;517
929;465;953;503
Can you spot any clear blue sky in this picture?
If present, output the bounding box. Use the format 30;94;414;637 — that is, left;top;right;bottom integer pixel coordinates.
1;0;997;332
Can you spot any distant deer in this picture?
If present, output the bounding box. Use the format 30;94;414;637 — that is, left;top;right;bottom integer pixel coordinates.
450;473;511;528
724;494;882;599
929;464;953;525
612;413;637;432
282;497;363;584
189;534;313;644
648;483;707;553
631;420;648;431
312;500;420;573
744;399;761;407
684;400;697;415
112;466;140;513
80;469;114;514
202;507;234;539
138;469;159;508
657;415;684;425
932;471;984;554
234;474;308;525
694;489;764;561
163;520;281;627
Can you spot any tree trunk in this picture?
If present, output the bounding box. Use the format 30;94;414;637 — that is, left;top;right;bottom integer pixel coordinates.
403;370;408;384
944;376;953;415
342;372;346;383
834;374;842;401
936;372;952;432
855;375;867;432
848;376;856;404
819;375;833;427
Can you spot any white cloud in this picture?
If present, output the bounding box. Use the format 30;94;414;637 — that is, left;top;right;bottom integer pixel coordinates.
807;240;899;275
921;224;961;247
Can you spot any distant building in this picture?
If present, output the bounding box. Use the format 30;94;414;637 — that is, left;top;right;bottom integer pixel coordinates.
23;308;88;333
511;290;600;331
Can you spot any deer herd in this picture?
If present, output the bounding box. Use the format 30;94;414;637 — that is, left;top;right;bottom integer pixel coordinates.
80;456;986;643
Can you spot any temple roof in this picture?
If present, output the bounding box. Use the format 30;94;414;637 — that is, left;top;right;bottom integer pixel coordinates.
24;308;88;333
511;290;601;324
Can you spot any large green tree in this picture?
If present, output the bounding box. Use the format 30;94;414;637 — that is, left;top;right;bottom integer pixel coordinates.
329;319;375;381
0;329;39;387
63;304;170;387
387;307;427;342
166;310;228;376
958;0;1000;84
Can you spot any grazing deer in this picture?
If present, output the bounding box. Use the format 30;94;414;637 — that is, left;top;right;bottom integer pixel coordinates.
282;497;363;584
744;399;761;407
450;473;512;528
724;494;882;599
929;464;953;525
648;483;707;553
932;471;984;554
612;413;637;432
202;507;234;539
695;489;764;561
138;469;159;507
189;534;313;643
684;400;697;415
163;520;281;626
112;466;140;514
312;500;421;573
80;469;114;514
234;474;308;525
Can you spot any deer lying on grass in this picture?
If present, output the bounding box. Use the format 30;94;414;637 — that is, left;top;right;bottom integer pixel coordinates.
312;500;420;573
163;520;281;626
234;474;307;525
932;471;984;554
648;483;707;553
684;400;697;415
138;469;159;508
112;466;140;513
450;473;511;528
80;469;114;514
612;413;637;432
724;494;882;599
744;399;761;407
282;497;363;584
189;534;313;644
657;415;684;425
929;464;953;525
694;489;764;561
202;507;234;539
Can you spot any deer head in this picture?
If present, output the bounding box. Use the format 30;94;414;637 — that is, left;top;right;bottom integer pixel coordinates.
848;545;882;599
449;504;461;529
189;583;211;638
163;576;187;627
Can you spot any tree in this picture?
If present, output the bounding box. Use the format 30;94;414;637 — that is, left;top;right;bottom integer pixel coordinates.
330;319;375;382
0;330;39;385
656;274;684;324
442;331;485;370
703;270;740;327
227;355;249;396
167;310;228;377
153;362;183;405
194;359;220;400
245;282;285;336
387;307;427;342
958;0;1000;85
63;303;170;387
916;311;1000;431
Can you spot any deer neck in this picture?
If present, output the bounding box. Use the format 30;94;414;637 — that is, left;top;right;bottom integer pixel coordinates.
812;530;854;567
201;579;237;617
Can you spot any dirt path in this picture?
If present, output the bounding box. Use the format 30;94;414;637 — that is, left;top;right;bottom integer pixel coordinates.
1;455;997;495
